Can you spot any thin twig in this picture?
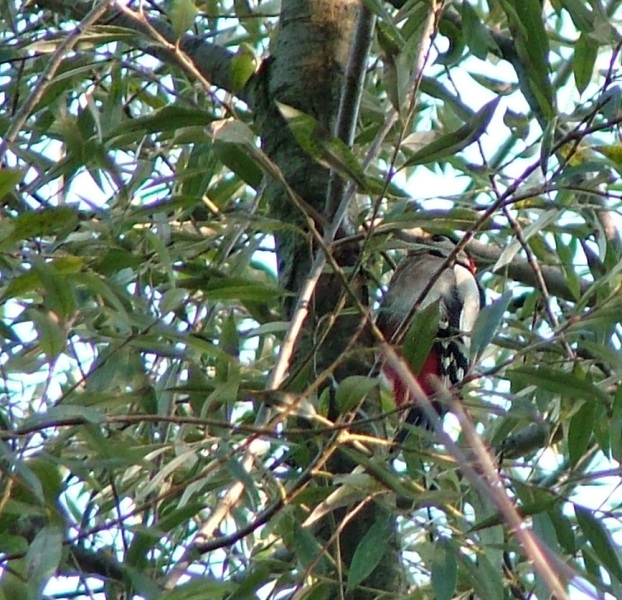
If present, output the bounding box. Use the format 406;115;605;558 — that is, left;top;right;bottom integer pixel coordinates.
500;203;575;360
114;3;236;115
0;0;116;163
325;4;376;218
382;344;581;600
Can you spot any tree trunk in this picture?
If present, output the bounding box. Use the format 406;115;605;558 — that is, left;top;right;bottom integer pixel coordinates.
250;1;405;596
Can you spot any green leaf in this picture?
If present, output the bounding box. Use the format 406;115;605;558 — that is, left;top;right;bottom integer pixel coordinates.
573;32;598;95
230;46;256;92
461;3;499;60
532;512;560;556
32;258;77;320
168;0;198;38
213;138;263;188
144;228;175;287
436;17;464;66
294;583;333;600
401;96;500;167
0;446;44;504
160;577;237;600
156;502;207;533
555;235;582;300
220;311;240;357
594;144;622;175
277;102;368;189
548;504;577;554
186;276;284;301
431;538;457;600
402;299;440;374
457;550;505;599
494;211;558;271
159;288;188;315
470;292;512;359
501;0;554;119
0;535;28;557
559;0;594;33
123;566;163;599
26;525;63;600
568;399;597;467
79;424;147;464
335;376;378;414
611;387;622;462
1;257;82;304
575;505;622;583
346;511;392;591
105;105;215;144
20;405;104;430
539;116;557;175
470;494;558;531
292;521;326;572
0;168;21;199
28;309;66;361
507;366;609;404
227;563;272;600
2;206;78;247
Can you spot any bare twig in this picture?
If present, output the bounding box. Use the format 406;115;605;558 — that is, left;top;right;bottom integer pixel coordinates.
325;4;375;218
381;344;584;600
0;0;116;163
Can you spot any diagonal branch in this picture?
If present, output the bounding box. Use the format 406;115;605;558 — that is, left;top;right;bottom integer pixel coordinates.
0;0;117;163
30;0;240;101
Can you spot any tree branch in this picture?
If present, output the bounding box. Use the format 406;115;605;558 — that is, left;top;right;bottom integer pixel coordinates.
30;0;240;101
467;238;590;302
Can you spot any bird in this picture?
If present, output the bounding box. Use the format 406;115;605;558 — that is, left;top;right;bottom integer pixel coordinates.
376;233;483;429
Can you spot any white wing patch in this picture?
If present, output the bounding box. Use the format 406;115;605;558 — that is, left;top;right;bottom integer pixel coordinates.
454;263;481;340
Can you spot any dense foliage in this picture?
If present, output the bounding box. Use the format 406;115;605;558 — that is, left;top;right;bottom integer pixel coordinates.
2;0;622;598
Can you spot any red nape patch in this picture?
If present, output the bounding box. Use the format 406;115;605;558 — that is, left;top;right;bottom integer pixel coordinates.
467;255;477;274
383;348;440;407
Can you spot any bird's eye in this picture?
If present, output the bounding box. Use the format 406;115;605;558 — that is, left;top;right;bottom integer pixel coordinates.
431;234;448;243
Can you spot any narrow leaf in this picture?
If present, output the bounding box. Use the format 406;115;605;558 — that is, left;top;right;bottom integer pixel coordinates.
32;258;77;320
213;139;263;188
573;33;598;94
539;115;557;175
560;0;594;32
0;168;21;198
277;102;368;189
230;46;256;92
402;299;440;374
501;0;554;119
575;505;622;583
507;366;608;403
105;105;215;143
461;3;499;59
401;96;500;167
292;521;327;573
611;387;622;462
6;206;78;244
431;538;458;600
470;291;512;358
28;309;66;361
26;525;63;600
335;376;378;414
168;0;198;38
347;512;392;591
160;577;237;600
549;505;577;554
568;399;597;467
493;210;557;271
594;144;622;176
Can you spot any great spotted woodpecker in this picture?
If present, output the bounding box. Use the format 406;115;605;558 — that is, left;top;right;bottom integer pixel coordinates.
377;234;483;427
